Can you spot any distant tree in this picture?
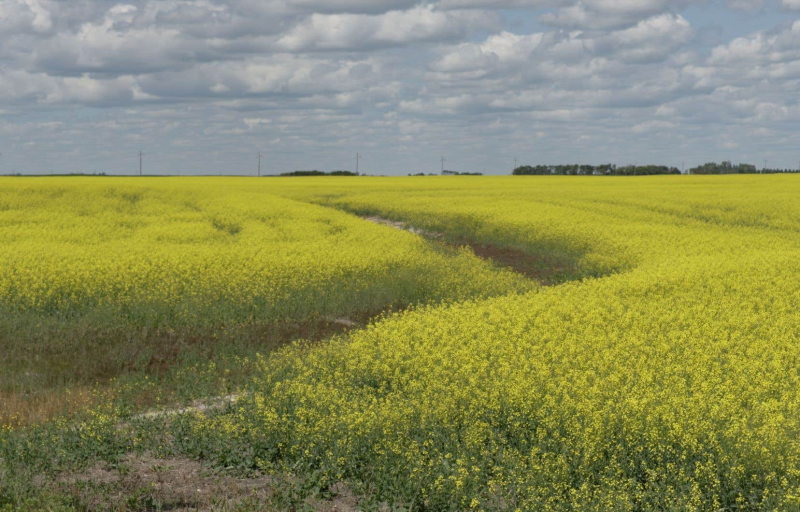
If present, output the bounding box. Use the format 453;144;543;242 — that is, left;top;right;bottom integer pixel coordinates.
280;170;359;177
689;162;760;174
280;170;326;176
513;163;678;176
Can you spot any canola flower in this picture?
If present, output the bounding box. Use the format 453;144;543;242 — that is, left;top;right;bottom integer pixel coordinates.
1;175;799;510
178;256;799;510
0;177;531;425
0;178;530;325
176;175;798;510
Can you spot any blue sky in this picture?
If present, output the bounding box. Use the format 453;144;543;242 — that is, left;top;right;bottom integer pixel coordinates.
0;0;798;175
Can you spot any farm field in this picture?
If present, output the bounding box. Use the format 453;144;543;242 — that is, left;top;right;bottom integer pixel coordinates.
1;175;799;510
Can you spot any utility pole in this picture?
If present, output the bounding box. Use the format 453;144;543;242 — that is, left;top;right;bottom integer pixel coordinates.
514;157;517;171
258;153;263;177
139;150;143;176
764;159;767;173
682;160;685;175
356;153;361;175
441;156;446;174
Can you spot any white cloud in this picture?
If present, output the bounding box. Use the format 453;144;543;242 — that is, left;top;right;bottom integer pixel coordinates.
431;12;692;82
1;0;799;174
276;5;499;50
285;0;419;13
243;117;271;128
436;0;557;7
607;13;692;62
541;0;705;29
32;4;213;76
709;21;800;66
0;0;53;33
0;70;139;105
431;32;545;72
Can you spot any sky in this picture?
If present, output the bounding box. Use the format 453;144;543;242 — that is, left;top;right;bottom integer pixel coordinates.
0;0;799;175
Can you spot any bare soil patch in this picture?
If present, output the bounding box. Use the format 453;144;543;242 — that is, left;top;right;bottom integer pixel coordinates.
364;215;575;285
54;454;362;511
453;240;574;285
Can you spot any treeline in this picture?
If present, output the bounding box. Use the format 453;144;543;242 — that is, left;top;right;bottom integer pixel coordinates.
689;162;755;174
690;162;800;174
3;172;109;177
760;168;800;174
279;170;359;177
513;161;800;176
513;164;680;176
407;171;484;176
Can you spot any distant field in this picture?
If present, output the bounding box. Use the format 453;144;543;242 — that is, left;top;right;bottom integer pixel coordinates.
1;175;799;510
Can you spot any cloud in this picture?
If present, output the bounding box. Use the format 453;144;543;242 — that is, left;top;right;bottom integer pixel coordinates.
0;0;54;33
132;55;380;103
32;6;205;76
284;0;420;13
709;20;800;66
604;13;692;62
431;32;545;73
431;12;692;82
26;2;293;77
1;0;799;174
541;0;705;29
276;5;499;51
0;70;140;106
436;0;558;7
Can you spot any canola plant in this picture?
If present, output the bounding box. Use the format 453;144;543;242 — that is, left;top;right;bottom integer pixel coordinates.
0;179;528;324
1;175;798;510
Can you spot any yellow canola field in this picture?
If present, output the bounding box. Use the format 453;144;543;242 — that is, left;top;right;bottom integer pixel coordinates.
1;175;799;509
174;175;799;510
0;177;530;407
0;178;530;325
275;175;800;279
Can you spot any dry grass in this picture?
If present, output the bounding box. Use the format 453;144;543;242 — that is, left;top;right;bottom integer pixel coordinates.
53;454;364;511
0;315;370;428
0;386;111;429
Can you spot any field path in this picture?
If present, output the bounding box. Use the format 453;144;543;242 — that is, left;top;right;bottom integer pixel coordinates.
362;215;565;284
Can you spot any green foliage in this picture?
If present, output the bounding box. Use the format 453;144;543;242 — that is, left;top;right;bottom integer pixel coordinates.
689;161;757;174
513;164;681;175
689;161;800;174
280;170;359;176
